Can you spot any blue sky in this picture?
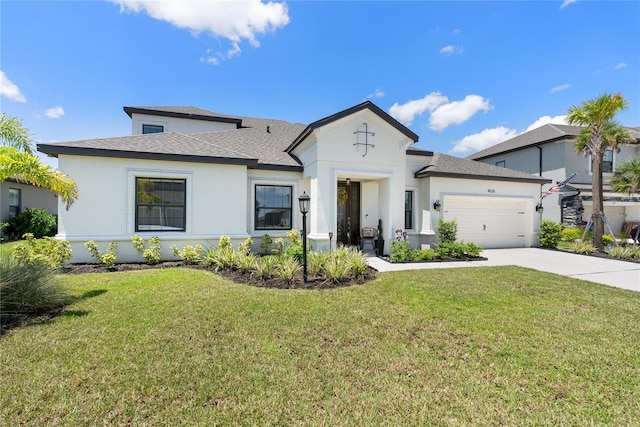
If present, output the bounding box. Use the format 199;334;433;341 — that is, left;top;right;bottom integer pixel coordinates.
1;0;638;166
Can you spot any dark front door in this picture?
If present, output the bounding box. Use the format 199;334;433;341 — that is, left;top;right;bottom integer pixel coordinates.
337;181;360;246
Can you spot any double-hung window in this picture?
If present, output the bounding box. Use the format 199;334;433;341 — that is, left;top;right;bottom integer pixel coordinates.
404;190;413;230
135;178;186;231
255;185;292;230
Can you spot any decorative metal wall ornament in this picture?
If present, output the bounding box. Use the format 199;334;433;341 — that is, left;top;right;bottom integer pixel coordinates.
353;123;375;157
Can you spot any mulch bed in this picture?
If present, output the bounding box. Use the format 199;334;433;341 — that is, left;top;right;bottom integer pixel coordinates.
62;262;378;290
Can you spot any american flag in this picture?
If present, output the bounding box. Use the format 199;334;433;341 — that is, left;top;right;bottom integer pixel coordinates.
541;173;577;199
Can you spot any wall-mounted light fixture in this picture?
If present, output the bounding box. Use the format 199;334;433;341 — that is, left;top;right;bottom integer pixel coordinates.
346;178;351;186
433;199;441;211
535;202;544;214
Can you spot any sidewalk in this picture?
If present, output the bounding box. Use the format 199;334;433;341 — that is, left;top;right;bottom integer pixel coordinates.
367;248;640;292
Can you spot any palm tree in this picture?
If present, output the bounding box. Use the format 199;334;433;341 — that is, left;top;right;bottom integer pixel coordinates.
0;114;78;209
567;93;633;251
611;156;640;196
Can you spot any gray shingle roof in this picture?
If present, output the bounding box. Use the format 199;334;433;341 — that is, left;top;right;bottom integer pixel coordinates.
38;132;258;166
415;153;551;184
467;123;640;160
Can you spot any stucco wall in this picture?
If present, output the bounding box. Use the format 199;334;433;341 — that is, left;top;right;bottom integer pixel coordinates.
57;155;249;262
131;113;237;135
0;181;58;226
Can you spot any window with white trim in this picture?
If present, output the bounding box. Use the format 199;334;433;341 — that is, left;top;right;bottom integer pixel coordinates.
8;188;20;217
255;185;292;230
135;178;186;231
404;190;413;230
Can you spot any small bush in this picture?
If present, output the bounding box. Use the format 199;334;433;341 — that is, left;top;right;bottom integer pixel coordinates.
569;241;596;254
275;256;301;286
85;241;118;267
0;252;68;326
131;235;161;265
5;208;57;239
414;248;436;261
603;234;615;245
255;256;276;279
237;253;258;274
463;242;483;257
218;235;232;251
201;247;238;271
437;219;458;244
13;234;72;268
390;241;413;262
238;237;254;255
562;228;583;242
539;219;563;248
436;242;466;258
170;244;203;264
347;248;368;278
260;234;273;254
607;246;634;259
307;251;327;278
322;256;352;284
286;230;301;246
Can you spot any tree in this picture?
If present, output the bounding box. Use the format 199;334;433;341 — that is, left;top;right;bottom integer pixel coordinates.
567;93;633;251
611;156;640;196
0;114;78;209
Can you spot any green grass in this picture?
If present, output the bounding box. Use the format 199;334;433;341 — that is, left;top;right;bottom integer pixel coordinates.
1;267;639;425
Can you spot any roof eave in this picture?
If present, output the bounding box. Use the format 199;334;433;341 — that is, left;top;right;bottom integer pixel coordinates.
123;106;243;126
415;170;551;184
37;144;258;166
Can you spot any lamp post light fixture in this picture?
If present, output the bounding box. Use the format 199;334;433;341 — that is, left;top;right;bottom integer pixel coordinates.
298;191;310;282
328;231;333;252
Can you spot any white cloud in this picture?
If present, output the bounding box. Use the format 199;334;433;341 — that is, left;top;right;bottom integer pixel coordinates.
366;89;385;99
560;0;577;8
451;126;518;154
550;83;570;93
614;62;627;70
429;95;492;131
44;106;65;119
388;92;449;126
0;70;27;102
112;0;290;61
440;45;463;55
525;114;568;132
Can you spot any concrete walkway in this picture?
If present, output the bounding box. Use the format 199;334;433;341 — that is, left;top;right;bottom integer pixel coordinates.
367;248;640;292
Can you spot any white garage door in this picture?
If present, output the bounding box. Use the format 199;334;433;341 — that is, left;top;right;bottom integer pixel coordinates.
442;196;527;248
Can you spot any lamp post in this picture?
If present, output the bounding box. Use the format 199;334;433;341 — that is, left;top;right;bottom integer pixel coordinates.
298;191;310;282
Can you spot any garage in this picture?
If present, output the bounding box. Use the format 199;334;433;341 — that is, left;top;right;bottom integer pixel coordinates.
442;195;528;248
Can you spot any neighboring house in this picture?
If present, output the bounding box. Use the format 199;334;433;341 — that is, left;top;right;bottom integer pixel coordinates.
467;124;640;235
0;179;58;238
38;102;550;263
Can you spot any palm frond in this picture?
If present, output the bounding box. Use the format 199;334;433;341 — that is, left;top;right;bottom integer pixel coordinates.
611;156;640;195
0;113;34;154
0;147;79;209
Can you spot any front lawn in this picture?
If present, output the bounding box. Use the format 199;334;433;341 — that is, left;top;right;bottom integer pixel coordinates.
2;267;639;425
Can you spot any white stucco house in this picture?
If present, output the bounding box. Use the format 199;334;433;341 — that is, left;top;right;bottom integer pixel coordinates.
38;102;550;263
467;124;640;235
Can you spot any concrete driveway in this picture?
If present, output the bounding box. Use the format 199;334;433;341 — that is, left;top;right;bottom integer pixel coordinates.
367;248;640;292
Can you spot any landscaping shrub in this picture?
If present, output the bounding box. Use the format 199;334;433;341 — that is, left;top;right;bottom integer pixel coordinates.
260;234;272;254
255;255;276;279
5;208;57;239
390;241;413;262
562;227;583;242
347;247;368;278
607;246;635;259
274;256;302;286
539;219;563;248
131;235;161;265
0;251;68;326
170;244;203;264
13;234;72;268
307;251;327;278
85;241;118;267
437;219;457;244
201;247;238;271
238;237;254;255
322;255;352;283
569;241;596;254
435;242;467;258
603;234;615;245
237;253;258;274
414;248;436;261
218;235;232;251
